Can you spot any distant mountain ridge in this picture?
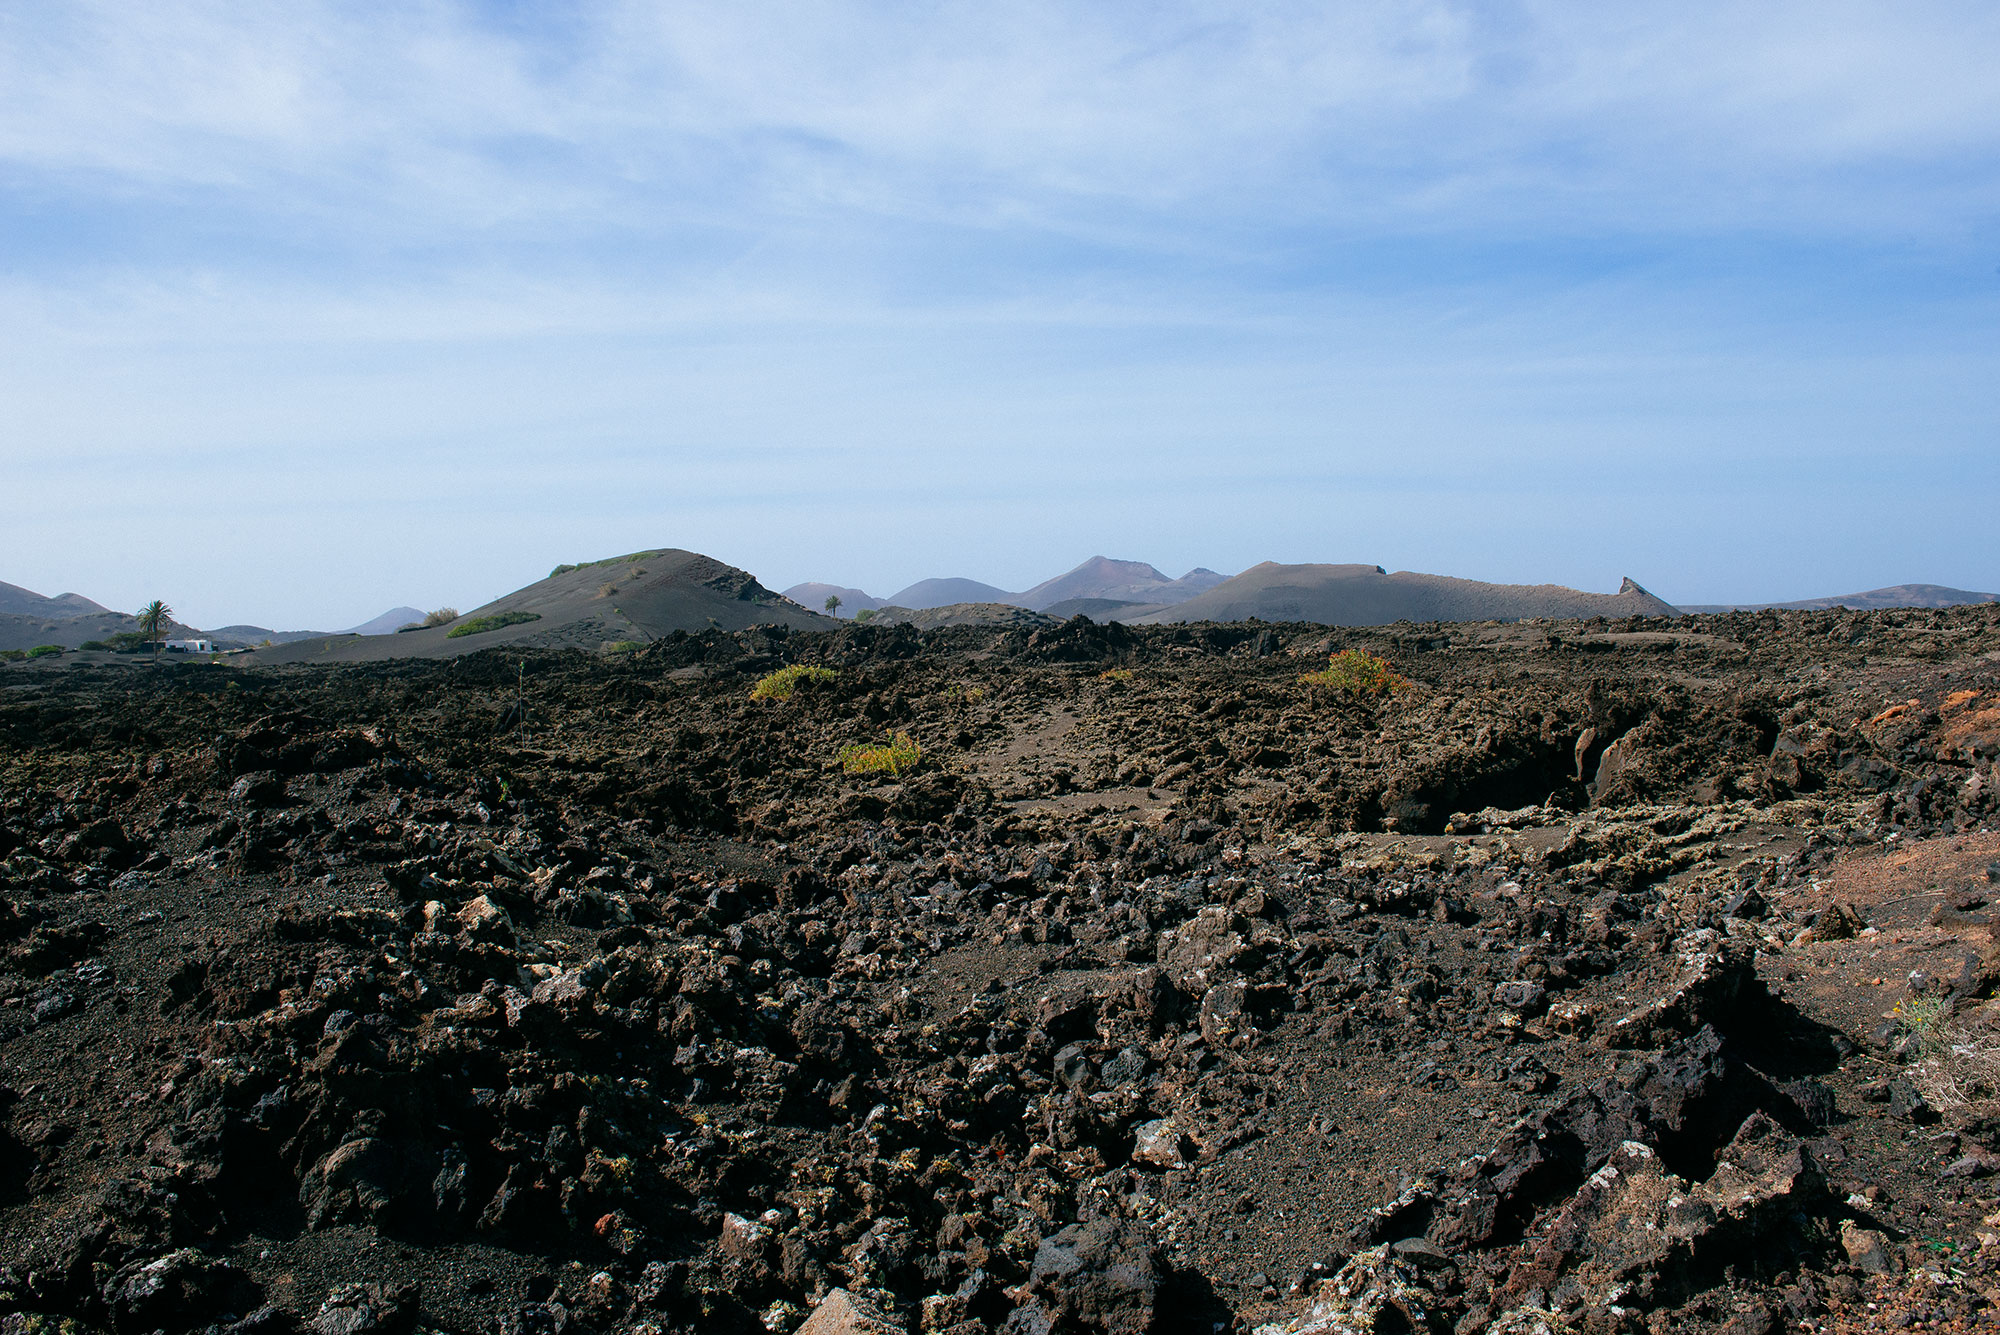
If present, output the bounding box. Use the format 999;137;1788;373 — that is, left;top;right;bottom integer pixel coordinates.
0;610;201;653
0;581;110;619
10;566;1998;665
1014;557;1225;611
1124;564;1679;626
779;585;883;619
886;577;1018;610
1675;584;1999;613
784;558;1679;630
345;606;428;635
790;556;1230;614
209;626;327;646
208;607;427;644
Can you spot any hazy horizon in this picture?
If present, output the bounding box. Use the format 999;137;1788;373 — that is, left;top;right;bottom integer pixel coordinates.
5;3;1998;628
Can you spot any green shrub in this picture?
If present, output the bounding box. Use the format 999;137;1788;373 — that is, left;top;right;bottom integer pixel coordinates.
423;607;461;627
1299;649;1408;698
551;550;658;579
853;608;876;623
604;640;645;654
27;645;62;659
446;611;541;638
109;631;148;652
751;664;837;701
840;732;922;776
0;649;24;663
1099;668;1134;683
78;640;111;652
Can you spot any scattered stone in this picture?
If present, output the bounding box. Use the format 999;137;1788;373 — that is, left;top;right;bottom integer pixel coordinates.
1605;932;1757;1048
1941;1147;2000;1178
456;894;515;943
101;1248;242;1332
797;1288;905;1335
1888;1077;1939;1125
1491;979;1547;1015
1013;1220;1165;1335
1249;1245;1442;1335
6;607;1995;1335
228;773;287;808
312;1282;418;1335
1130;1117;1190;1170
1839;1221;1896;1276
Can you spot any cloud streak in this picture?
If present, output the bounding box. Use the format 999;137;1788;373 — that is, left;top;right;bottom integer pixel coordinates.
9;2;2000;243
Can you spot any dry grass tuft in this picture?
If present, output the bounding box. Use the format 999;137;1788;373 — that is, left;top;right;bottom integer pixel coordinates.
1897;996;2000;1112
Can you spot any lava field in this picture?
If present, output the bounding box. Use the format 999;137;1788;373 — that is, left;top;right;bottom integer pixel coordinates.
4;606;2000;1334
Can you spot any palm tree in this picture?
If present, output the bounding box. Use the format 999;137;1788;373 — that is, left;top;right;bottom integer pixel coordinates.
824;594;842;617
137;600;171;660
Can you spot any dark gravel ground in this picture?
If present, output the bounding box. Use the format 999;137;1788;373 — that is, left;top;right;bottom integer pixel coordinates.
3;606;1999;1335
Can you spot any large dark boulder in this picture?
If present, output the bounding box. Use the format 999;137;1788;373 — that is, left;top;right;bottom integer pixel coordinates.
1011;1220;1165;1335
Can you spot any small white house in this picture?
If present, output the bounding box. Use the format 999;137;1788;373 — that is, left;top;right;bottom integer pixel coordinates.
162;639;215;653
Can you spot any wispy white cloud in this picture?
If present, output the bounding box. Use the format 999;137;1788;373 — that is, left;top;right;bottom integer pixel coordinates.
5;1;1999;244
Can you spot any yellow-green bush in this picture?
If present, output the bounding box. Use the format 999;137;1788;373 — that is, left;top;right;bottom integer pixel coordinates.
840;732;922;776
1299;649;1408;697
1099;668;1134;683
751;664;836;701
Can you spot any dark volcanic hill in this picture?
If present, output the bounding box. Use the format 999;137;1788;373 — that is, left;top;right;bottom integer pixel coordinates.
1678;583;1999;613
1129;562;1678;625
0;580;110;619
254;549;829;663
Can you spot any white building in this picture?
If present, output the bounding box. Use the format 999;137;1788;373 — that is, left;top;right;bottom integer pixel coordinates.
162;639;215;653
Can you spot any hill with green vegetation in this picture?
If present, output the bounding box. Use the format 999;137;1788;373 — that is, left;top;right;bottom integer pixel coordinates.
252;549;830;663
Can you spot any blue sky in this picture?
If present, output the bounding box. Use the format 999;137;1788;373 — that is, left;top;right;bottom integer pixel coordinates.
3;1;1998;628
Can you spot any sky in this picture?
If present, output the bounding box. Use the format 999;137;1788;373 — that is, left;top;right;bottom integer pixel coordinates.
3;1;1998;629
